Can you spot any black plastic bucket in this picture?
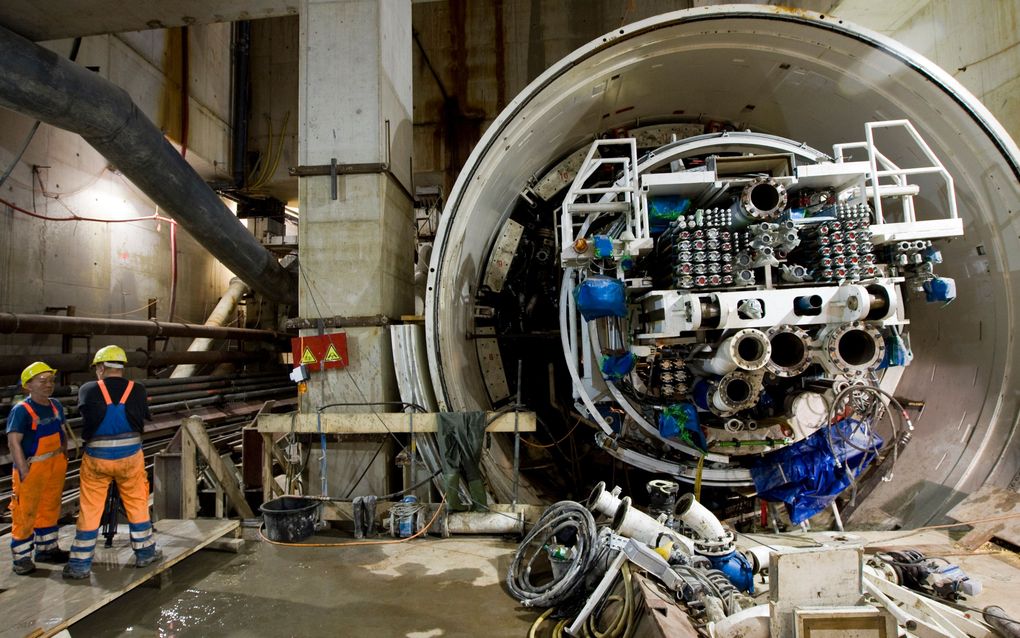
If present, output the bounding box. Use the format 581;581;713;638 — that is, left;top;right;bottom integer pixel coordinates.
260;496;318;542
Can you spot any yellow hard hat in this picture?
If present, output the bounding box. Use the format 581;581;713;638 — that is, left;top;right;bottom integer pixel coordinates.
21;361;57;387
92;345;128;366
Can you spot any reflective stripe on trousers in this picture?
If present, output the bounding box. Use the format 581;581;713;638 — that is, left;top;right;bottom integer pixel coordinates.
67;450;154;571
9;452;67;559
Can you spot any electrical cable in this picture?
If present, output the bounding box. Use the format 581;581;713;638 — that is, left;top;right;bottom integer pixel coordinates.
507;500;599;609
823;382;910;506
521;416;582;449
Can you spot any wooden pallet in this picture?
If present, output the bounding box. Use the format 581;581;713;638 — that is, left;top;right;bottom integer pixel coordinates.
0;518;238;638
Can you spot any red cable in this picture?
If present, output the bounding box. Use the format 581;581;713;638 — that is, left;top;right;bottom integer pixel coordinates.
0;196;175;225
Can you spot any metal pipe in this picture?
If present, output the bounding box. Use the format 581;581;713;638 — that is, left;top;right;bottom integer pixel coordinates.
0;312;281;340
171;277;251;378
148;385;293;414
1;370;285;399
984;606;1020;638
444;511;525;535
675;492;727;541
0;24;297;305
230;21;252;188
611;496;695;555
0;349;275;375
698;329;771;375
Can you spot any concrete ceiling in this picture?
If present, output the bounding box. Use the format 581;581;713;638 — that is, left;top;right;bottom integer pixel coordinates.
2;0;841;42
0;1;298;41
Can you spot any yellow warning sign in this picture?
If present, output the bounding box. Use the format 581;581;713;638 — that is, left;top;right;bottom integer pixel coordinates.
300;347;317;365
323;343;344;364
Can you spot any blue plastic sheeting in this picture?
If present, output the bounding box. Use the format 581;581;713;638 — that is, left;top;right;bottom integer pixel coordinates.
658;403;707;451
593;235;615;259
924;277;956;302
751;419;881;524
600;352;636;381
574;276;627;320
878;331;912;369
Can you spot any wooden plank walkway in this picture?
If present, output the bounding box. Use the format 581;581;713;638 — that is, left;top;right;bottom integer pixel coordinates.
257;411;536;434
0;518;238;638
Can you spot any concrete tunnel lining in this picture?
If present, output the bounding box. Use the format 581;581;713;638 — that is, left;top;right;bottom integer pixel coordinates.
426;5;1020;524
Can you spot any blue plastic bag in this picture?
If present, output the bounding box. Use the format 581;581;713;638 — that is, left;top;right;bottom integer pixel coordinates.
600;352;636;382
574;276;627;320
750;419;881;524
658;403;706;451
924;277;956;303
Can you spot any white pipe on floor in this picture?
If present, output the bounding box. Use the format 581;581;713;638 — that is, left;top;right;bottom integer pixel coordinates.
445;511;525;535
675;493;727;541
171;277;250;378
587;481;624;518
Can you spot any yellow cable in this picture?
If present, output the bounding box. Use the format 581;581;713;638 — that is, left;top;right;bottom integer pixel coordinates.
529;607;556;638
552;618;568;638
247;115;272;186
694;453;705;501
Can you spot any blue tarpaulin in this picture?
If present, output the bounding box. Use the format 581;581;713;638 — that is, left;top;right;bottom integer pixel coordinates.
751;419;881;524
574;276;627;320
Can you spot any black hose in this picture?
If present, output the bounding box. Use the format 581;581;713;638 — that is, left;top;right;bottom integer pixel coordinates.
506;500;599;609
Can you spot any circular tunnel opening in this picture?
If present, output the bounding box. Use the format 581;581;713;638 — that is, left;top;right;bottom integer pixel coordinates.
723;377;751;403
736;334;766;363
838;329;878;366
750;182;781;212
770;331;807;368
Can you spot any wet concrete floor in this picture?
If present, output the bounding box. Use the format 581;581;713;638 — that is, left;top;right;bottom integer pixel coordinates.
71;533;537;637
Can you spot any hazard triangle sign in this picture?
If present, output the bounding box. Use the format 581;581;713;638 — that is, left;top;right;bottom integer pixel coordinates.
300;347;317;365
323;343;344;364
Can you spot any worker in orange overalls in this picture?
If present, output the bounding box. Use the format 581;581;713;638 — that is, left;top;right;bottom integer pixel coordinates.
6;361;70;575
64;345;160;580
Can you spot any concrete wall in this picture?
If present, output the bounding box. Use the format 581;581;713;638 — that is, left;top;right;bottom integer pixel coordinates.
831;0;1019;142
411;0;1020;193
249;15;300;206
412;0;704;195
0;26;238;383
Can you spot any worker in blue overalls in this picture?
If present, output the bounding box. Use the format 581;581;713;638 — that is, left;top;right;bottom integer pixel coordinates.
63;345;160;580
6;362;70;575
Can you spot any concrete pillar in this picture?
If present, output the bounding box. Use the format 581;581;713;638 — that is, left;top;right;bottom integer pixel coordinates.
297;1;414;418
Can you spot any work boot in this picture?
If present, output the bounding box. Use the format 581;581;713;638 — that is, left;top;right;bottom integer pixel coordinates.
135;548;163;568
364;495;377;537
352;496;365;539
35;548;70;564
12;558;35;575
62;564;90;580
468;479;488;512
